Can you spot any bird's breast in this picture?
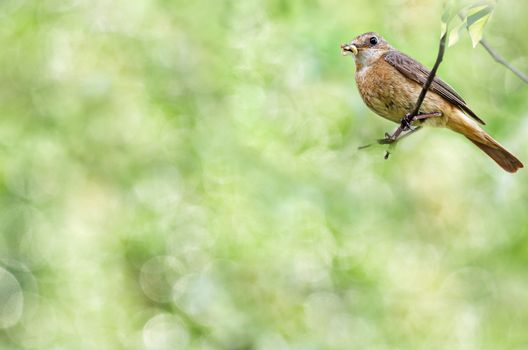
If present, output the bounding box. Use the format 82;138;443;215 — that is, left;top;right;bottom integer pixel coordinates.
355;58;417;123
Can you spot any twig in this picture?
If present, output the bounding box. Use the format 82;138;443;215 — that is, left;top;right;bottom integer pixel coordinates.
356;127;420;151
479;38;528;84
357;144;372;150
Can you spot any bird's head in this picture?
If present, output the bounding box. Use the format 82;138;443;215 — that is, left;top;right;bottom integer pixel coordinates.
341;32;392;69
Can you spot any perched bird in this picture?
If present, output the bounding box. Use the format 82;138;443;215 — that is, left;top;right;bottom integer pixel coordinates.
341;32;523;173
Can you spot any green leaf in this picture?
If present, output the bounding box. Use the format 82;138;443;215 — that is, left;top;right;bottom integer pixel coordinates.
441;0;477;37
466;4;495;47
466;4;493;26
441;22;448;37
448;16;467;47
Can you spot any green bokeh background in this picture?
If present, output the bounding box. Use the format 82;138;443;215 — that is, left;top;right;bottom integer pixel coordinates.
1;0;527;349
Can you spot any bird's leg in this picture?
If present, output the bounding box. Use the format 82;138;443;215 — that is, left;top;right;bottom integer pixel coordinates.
378;111;442;144
378;125;421;145
361;111;440;153
358;125;421;150
378;113;415;144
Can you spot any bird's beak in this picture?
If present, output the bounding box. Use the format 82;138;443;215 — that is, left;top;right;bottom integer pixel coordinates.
340;43;358;56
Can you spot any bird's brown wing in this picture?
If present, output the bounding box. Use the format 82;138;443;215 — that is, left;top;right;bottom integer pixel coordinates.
384;50;485;125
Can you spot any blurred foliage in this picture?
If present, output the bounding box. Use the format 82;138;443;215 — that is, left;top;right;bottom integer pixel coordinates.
0;0;528;349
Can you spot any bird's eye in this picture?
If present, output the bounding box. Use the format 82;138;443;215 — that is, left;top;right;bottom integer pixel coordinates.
369;36;378;45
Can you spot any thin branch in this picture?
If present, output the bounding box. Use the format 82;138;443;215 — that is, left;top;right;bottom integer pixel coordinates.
357;126;422;150
410;32;447;118
479;38;528;84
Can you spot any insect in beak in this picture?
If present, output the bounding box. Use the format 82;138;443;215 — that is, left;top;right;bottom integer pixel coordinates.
341;43;358;56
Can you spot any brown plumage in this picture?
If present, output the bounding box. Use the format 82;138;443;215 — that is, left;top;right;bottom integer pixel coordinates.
383;51;485;125
341;32;523;173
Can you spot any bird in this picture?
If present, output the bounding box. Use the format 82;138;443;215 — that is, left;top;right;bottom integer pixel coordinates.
341;32;523;173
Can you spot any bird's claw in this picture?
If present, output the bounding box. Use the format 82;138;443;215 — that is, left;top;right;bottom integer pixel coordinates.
400;113;415;131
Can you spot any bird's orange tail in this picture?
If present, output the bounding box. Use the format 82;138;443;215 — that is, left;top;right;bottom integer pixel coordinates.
447;110;523;173
466;135;523;173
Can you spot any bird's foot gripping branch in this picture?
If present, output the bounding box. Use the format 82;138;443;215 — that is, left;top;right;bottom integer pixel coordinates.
378;112;443;145
376;111;442;159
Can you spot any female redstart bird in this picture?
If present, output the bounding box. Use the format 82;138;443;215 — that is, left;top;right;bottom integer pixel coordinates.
341;32;523;173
